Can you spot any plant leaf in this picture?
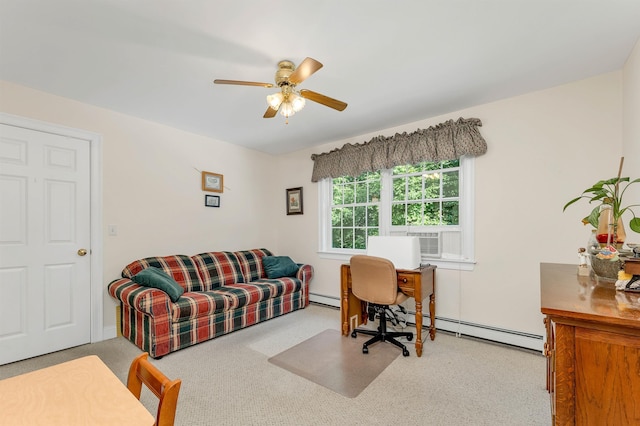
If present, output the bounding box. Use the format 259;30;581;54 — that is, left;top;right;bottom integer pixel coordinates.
630;217;640;233
588;207;600;228
563;197;583;211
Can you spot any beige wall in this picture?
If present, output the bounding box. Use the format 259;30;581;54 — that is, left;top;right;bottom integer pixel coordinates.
276;71;625;340
2;44;637;343
623;38;640;215
0;81;280;329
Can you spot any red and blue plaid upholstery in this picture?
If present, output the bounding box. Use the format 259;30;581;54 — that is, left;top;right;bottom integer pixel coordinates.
121;255;204;292
108;249;313;358
191;251;245;290
235;248;273;282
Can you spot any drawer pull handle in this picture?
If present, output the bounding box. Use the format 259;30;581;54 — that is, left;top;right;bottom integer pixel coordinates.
402;278;408;283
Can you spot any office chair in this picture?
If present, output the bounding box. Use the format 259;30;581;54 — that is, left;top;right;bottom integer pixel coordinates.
350;255;414;356
127;353;182;426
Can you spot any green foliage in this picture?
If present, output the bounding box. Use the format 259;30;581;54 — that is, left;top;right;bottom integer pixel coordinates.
563;177;640;234
331;160;461;249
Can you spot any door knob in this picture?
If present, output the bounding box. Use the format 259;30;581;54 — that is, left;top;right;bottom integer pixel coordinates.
77;249;88;256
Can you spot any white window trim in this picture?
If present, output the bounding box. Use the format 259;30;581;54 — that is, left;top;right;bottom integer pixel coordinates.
318;157;476;270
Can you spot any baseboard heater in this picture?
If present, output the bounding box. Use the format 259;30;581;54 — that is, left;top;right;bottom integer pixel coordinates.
309;293;544;353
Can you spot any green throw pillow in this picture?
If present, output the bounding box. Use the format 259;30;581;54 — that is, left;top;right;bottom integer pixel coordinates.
262;256;299;279
132;267;184;302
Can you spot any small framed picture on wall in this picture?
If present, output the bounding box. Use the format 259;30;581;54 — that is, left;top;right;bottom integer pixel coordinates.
286;187;303;215
202;171;223;193
205;194;220;208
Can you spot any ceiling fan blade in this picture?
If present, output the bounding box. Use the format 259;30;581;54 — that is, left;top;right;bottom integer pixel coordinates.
289;57;323;85
214;79;273;88
300;89;348;111
263;106;278;118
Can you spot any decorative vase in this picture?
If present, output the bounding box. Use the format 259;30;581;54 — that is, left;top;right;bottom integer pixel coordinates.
596;205;626;249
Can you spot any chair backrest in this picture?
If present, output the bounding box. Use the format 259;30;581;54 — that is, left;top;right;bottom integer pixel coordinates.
127;353;182;426
350;255;398;305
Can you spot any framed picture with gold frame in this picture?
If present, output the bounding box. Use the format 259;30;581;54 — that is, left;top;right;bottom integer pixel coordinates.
286;187;303;215
202;171;223;193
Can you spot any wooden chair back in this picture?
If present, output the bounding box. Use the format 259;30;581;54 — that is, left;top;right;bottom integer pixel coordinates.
127;353;182;426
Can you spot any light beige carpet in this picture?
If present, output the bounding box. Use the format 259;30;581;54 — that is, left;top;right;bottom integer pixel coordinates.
268;328;400;398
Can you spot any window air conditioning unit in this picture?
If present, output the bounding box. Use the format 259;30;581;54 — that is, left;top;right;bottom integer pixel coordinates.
407;232;441;258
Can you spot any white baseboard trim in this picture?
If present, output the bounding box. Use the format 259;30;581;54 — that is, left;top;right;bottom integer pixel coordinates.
310;293;544;352
433;316;544;353
309;293;341;308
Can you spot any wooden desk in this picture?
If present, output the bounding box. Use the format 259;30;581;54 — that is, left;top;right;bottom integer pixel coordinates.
0;355;154;426
341;264;436;357
540;263;640;425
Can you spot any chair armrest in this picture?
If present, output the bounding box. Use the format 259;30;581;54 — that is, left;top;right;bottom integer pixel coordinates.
108;278;172;317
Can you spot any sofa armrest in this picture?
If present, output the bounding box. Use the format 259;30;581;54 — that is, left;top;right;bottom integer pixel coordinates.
296;264;314;284
108;278;172;317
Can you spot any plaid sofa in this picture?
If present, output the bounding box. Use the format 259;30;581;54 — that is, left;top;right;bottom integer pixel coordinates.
108;248;313;358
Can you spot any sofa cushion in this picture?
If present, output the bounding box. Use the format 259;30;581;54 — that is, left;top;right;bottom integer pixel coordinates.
122;255;204;292
192;251;245;290
262;256;299;279
235;248;273;282
170;291;231;321
221;278;302;309
131;267;185;302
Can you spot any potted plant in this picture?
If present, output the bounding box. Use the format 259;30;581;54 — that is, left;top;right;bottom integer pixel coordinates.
564;158;640;243
563;159;640;280
563;176;640;244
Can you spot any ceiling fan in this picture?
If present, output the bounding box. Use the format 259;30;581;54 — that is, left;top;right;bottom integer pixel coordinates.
214;57;347;121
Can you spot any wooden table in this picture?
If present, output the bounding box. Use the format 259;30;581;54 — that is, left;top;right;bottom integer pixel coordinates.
540;263;640;425
0;355;154;425
341;264;436;357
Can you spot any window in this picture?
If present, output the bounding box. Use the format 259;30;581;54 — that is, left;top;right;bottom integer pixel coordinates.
319;157;475;269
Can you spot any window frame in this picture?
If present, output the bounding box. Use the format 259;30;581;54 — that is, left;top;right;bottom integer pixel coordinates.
318;156;476;271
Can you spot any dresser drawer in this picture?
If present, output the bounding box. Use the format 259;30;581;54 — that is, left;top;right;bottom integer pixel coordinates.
397;273;415;296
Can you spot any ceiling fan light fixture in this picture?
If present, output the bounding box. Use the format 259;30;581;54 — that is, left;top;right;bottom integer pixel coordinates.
290;92;306;112
280;100;295;117
266;92;283;110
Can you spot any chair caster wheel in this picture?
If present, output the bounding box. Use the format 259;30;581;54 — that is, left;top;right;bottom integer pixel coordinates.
363;346;369;354
351;331;357;338
402;349;410;357
407;334;413;341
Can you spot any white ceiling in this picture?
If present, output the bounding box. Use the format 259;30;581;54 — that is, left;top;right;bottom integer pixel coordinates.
1;1;640;155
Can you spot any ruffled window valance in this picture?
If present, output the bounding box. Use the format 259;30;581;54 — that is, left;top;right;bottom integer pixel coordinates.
310;117;487;182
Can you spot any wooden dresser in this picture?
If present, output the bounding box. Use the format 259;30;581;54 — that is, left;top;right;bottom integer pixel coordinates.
540;263;640;425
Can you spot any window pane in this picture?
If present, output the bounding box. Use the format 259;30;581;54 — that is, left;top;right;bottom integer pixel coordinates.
443;171;459;197
393;177;405;201
332;228;342;248
421;161;439;172
367;205;379;226
441;159;460;168
355;182;367;203
407;176;422;201
332;184;343;205
331;207;342;226
369;180;380;202
354;228;367;249
424;174;440;199
424;202;440;225
443;201;459;225
343;229;354;249
392;164;410;175
407;203;422;225
367;228;379;238
354;206;366;226
391;203;406;225
343;183;355;205
342;207;354;227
